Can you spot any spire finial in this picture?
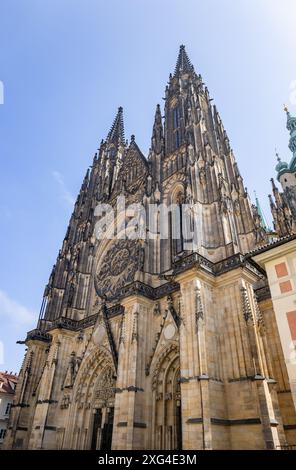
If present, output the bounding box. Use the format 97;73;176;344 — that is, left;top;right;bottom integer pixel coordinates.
107;106;125;145
271;177;277;190
284;104;289;113
154;103;162;122
173;44;194;77
151;103;164;154
253;190;269;231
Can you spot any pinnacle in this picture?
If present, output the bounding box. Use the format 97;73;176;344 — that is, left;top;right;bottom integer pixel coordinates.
107;106;125;145
154;104;162;123
174;44;194;77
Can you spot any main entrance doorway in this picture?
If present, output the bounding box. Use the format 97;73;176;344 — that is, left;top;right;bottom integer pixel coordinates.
153;351;182;449
90;367;115;450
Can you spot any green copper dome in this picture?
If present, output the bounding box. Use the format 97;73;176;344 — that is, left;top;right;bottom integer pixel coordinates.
275;158;288;173
275;152;288;176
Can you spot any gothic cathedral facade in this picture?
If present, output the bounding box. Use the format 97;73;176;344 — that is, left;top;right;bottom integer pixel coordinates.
4;46;296;450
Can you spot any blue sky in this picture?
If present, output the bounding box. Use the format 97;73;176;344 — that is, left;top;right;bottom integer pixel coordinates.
0;0;295;373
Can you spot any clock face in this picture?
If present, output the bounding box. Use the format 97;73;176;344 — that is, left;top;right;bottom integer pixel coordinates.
94;239;139;300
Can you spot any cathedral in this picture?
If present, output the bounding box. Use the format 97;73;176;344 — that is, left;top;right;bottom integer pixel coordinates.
4;46;296;450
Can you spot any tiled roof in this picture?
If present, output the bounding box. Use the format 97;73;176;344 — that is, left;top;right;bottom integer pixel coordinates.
246;233;296;258
0;371;18;395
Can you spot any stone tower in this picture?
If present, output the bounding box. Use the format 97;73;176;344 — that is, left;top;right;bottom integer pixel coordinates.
4;46;296;450
269;107;296;236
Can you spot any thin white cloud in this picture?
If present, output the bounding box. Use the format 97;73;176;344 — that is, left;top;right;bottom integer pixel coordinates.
0;290;35;325
52;170;75;207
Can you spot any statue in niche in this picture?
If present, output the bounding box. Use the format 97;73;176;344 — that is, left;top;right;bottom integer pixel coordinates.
138;239;146;272
67;275;77;307
153;302;161;316
188;143;195;165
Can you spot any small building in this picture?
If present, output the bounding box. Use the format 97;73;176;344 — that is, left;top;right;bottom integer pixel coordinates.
0;372;18;448
250;234;296;412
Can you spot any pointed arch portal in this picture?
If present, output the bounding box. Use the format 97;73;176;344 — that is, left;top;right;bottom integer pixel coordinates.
90;366;116;450
151;346;182;450
69;348;116;450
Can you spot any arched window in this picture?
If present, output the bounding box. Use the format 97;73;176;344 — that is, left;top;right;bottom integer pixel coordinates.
152;347;181;450
170;190;184;260
173;107;180;129
175;131;180;149
172;106;182;151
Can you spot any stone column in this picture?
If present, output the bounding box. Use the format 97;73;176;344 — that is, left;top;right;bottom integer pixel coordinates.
177;272;212;450
240;281;281;449
27;337;60;449
112;295;152;450
3;339;48;450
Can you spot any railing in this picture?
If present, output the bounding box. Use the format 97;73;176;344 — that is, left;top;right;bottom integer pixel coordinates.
276;444;296;450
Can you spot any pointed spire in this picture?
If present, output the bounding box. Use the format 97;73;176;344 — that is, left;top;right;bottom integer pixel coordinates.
154;104;162;127
174;45;194;77
151;104;164;154
254;191;270;231
107;106;125;145
271;177;278;192
270;177;283;207
268;194;275;209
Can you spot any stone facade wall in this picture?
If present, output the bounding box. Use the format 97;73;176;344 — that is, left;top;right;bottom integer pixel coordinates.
4;264;296;450
4;46;296;450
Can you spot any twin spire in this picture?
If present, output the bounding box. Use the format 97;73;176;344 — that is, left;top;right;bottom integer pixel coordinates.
105;46;194;148
174;44;194;76
107;106;125;145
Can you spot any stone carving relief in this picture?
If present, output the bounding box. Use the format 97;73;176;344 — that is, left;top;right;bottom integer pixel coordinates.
61;394;71;409
94;367;116;408
63;351;82;389
153;302;161;316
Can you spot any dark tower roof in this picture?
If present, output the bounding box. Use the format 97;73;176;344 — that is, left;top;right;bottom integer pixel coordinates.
174;45;194;76
107;106;125;145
